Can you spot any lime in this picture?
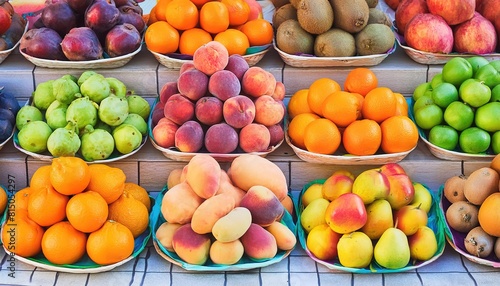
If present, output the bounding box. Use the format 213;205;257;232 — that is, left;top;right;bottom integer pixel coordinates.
443;101;474;131
430;73;444;89
491;84;500;102
492;131;500;154
459;78;491;107
431;82;458;108
414;104;443;130
413;95;434;113
413;82;432;101
475;62;500;88
442;57;473;87
466;56;489;77
459;127;491;154
475;102;500;132
428;125;459;151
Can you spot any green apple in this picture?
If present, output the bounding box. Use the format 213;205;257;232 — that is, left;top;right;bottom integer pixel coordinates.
431;82;458;108
459;78;491;107
475;102;500;132
429;124;459;151
442;57;473;87
459;127;491;154
443;101;474;131
414;103;443;130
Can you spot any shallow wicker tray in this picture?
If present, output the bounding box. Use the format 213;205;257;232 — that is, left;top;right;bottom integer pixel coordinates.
273;41;396;68
438;185;500;268
150;187;295;271
0;24;28;65
19;43;142;69
0;128;14;151
296;179;446;273
149;45;270;70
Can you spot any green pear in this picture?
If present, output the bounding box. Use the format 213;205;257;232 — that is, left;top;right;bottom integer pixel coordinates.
361;199;394;240
80;73;110;103
80;125;115;161
106;77;127;98
127;94;151;120
45;100;68;130
94;119;113;133
98;95;129;126
77;70;98;86
16;105;44;130
33;80;56;110
121;113;147;136
17;121;52;153
52;76;81;105
62;74;78;83
374;227;411;269
66;97;98;130
47;122;81;157
112;123;142;154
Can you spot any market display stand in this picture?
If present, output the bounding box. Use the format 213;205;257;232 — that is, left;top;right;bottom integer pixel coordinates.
0;46;498;286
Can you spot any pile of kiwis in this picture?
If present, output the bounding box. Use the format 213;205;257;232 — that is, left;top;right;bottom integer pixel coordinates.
443;154;500;260
271;0;395;57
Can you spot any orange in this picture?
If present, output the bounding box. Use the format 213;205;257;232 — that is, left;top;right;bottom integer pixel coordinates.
145;20;180;54
165;0;199;31
108;193;149;238
12;187;33;212
394;92;409;116
0;185;6;214
380;115;419;153
41;221;87;265
307;78;341;116
344;67;378;97
478;193;500;237
214;28;250;55
27;185;69;227
29;164;52;191
490;153;500;175
200;1;229;34
50;157;91;196
179;28;213;56
321;90;363;128
303;118;341;155
287;89;312;119
86;220;135;265
221;0;250;26
361;87;397;123
154;0;173;21
190;0;210;8
86;164;126;204
1;211;44;257
66;191;109;233
342;119;382;156
287;112;320;149
123;182;151;211
148;5;159;25
239;18;274;47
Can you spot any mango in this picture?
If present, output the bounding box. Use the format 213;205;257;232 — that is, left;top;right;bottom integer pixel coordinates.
209;239;244;265
240;223;278;261
155;222;183;252
228;154;288;201
161;181;204;224
186;154;221;199
172;224;211;265
191;193;235;234
212;207;252;242
239;185;285;227
265;221;296;251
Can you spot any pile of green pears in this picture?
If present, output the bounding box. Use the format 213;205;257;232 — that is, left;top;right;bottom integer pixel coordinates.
15;71;151;161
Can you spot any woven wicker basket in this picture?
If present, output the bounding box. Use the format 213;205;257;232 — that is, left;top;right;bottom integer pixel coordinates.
420;134;495;161
0;24;28;65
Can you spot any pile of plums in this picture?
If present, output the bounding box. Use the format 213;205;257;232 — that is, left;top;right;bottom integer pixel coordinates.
20;0;146;60
0;0;26;51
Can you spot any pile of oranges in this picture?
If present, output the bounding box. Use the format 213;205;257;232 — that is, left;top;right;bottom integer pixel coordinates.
287;68;419;156
1;157;151;266
145;0;273;56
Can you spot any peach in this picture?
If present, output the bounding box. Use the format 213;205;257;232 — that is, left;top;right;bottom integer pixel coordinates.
240;223;278;261
179;62;196;74
177;69;209;101
223;95;256;129
228;154;288;201
185;154;221;199
193;41;229;76
152;119;178;148
272;81;286;101
209;239;244;265
172;223;211;265
215;170;246;206
195;96;223;126
212;206;252;242
225;54;249;81
280;195;294;217
239;123;271;153
161;181;204;224
191;193;235;234
265;221;296;251
244;0;263;21
151;107;165;127
242;66;276;97
267;123;284;147
167;168;184;189
239;185;285;227
174;120;204;152
164;93;195;125
208;70;241;101
254;95;285;127
159;81;179;104
155;221;183;252
204;123;239;153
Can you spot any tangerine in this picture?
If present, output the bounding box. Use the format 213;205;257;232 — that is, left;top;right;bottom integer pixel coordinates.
239;18;274;46
394;92;409;116
145;20;180;54
41;221;87;265
86;164;126;204
179;28;213;56
342;119;382;156
1;212;44;257
50;157;91;196
307;78;341;116
214;28;250;55
380;115;419;153
165;0;199;31
27;185;69;227
221;0;250;26
12;187;33;212
0;185;6;214
287;112;320;149
303;118;341;155
200;1;230;34
154;0;173;21
361;87;397;123
287;89;312;119
123;182;151;211
29;164;52;191
321;90;363;128
86;220;135;265
344;67;378;97
66;191;109;233
108;193;149;238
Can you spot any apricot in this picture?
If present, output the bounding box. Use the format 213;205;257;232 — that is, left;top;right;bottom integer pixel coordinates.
239;123;271;153
212;206;252;242
193;41;229;76
172;223;211;265
177;68;209;101
223;95;256;129
156;221;183;252
254;95;285;127
185;154;221;199
242;66;276;97
209;70;241;101
204;123;239;154
161;181;204;224
191;193;235;234
174;120;204;153
163;93;195;125
209;239;244;265
265;221;296;251
240;223;278;261
239;185;285;227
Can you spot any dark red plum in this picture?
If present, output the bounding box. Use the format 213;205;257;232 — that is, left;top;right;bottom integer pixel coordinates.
41;1;77;36
85;0;120;34
117;4;145;33
61;27;103;60
105;23;141;57
66;0;93;13
1;13;27;49
20;27;67;60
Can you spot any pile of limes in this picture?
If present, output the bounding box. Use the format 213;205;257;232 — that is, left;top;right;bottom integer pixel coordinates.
412;56;500;154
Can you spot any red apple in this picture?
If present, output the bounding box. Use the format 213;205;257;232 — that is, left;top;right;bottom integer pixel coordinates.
243;0;263;21
379;162;407;177
395;0;429;35
386;174;415;210
325;193;367;234
427;0;475;26
394;204;428;236
453;12;497;54
404;13;454;54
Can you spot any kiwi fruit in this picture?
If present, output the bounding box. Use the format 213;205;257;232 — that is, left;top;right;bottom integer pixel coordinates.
445;200;479;233
314;28;356;57
443;175;467;203
365;0;379;8
367;8;391;26
355;23;395;56
464;226;494;258
495;237;500;259
276;19;314;55
273;3;297;31
296;0;334;35
463;167;499;205
289;0;301;9
330;0;369;33
269;0;290;9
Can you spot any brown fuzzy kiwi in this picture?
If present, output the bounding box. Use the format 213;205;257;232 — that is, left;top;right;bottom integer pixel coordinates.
314;28;356;57
445;200;479;233
463;167;499;206
296;0;334;35
355;23;395;56
365;0;379;8
367;8;391;26
276;19;314;55
443;175;467;203
464;226;494;258
494;237;500;260
273;3;297;31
